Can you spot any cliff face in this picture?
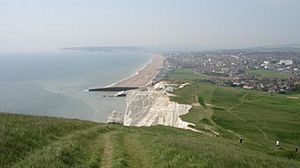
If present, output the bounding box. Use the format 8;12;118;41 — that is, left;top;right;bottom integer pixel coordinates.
124;82;198;131
107;111;123;124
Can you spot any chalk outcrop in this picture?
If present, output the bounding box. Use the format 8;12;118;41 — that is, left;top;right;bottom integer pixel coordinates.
107;111;123;124
124;82;199;132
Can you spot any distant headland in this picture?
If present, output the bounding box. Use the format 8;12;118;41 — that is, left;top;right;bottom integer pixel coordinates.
61;46;143;52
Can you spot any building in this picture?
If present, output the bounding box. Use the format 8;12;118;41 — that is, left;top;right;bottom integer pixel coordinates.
279;60;293;65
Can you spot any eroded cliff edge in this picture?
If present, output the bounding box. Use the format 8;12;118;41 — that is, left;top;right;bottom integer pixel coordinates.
123;82;199;132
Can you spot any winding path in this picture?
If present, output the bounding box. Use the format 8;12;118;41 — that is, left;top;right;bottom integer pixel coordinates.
225;93;270;141
101;134;113;168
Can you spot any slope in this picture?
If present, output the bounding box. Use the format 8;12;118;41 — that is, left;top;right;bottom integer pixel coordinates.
1;112;299;168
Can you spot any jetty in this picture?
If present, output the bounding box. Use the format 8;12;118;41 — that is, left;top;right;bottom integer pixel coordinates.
88;87;138;92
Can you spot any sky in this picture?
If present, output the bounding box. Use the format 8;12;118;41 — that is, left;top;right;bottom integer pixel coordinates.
0;0;300;52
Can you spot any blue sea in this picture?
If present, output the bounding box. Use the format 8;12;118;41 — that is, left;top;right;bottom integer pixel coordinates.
0;51;151;122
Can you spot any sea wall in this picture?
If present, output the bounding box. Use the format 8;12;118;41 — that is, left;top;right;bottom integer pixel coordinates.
123;82;199;132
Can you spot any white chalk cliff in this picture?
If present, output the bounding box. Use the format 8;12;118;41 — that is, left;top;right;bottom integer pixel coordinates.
107;111;123;124
124;82;199;132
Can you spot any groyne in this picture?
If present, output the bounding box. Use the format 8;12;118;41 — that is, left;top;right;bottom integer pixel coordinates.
88;87;138;92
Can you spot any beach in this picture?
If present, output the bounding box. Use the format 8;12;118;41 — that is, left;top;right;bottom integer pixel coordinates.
112;54;163;87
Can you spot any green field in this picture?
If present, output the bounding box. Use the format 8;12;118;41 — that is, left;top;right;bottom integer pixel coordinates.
166;68;210;81
247;69;290;79
1;112;300;168
168;70;300;161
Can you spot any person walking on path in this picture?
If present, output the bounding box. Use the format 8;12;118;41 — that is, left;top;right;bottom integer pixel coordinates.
276;140;280;148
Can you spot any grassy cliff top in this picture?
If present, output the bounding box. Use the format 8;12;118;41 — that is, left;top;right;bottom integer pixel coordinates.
1;112;299;168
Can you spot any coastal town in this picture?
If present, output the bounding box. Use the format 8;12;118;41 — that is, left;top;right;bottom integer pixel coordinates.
165;50;300;93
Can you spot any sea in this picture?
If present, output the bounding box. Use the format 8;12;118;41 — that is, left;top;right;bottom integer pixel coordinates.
0;51;151;122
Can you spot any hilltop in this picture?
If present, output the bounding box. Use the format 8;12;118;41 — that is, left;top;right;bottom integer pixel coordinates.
1;112;299;168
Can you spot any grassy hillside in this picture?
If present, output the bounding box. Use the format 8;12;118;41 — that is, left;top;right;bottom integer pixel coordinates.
0;113;104;168
167;69;300;161
1;112;300;168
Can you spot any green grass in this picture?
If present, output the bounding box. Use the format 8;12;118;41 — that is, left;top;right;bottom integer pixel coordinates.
1;112;300;168
167;70;300;161
0;113;113;168
198;96;206;107
247;69;290;79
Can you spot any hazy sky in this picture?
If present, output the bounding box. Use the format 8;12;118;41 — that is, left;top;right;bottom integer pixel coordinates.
0;0;300;52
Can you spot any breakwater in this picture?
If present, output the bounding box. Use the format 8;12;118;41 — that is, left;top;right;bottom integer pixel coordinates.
88;87;139;92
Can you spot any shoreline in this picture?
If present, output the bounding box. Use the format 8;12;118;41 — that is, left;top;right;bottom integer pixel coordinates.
104;56;153;88
108;54;163;88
